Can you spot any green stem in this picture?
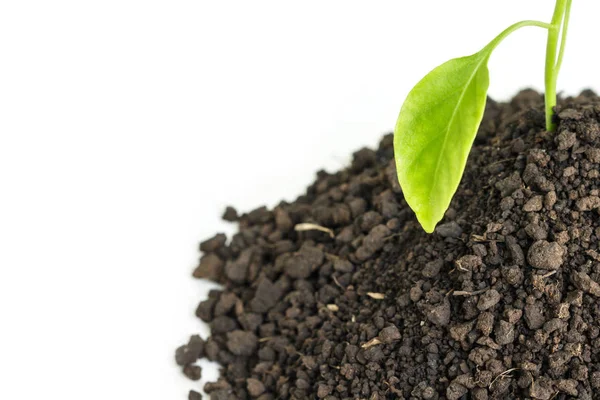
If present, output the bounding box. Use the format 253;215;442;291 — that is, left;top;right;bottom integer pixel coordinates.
484;20;551;53
555;0;572;74
545;0;572;131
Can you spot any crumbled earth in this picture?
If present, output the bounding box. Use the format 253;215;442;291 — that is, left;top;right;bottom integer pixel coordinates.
177;90;600;399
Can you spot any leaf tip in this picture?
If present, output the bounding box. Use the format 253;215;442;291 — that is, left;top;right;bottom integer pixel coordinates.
415;212;440;234
420;221;436;234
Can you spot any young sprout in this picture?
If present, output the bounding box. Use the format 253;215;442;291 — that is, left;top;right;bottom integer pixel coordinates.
394;0;572;233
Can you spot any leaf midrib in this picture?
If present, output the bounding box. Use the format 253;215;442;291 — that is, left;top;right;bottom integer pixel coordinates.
428;55;487;213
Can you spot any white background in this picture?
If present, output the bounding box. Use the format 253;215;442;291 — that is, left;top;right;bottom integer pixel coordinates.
0;1;597;399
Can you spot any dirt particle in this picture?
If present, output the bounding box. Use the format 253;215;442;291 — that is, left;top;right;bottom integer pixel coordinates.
211;316;238;334
274;208;293;231
356;224;391;260
476;312;494;336
523;195;543;212
576;195;600;211
226;330;258;356
316;383;331;398
358;211;383;232
530;376;554;400
351;147;376;172
200;233;227;253
195;297;216;322
555;379;578;396
523;163;554;192
472;387;489;400
565;289;583;306
505;236;525;266
446;382;468;400
591;371;600;389
188;390;202;400
527;240;565;270
333;258;354;273
225;247;254;283
554;230;569;244
563;166;577;177
214;292;239;317
427;299;451;326
378;325;401;343
495;171;523;197
556;130;577;150
449;320;475;342
495;320;515;345
249;277;283;313
548;351;572;369
571;271;600;296
175;335;205;366
222;206;239;221
409;284;423;302
559;108;583;120
543;318;565;334
193;253;224;281
586;147;600;163
504;308;523;324
455;255;482;271
468;347;496;366
477;289;501;311
422;259;443;278
246;378;266;397
284;243;324;279
525;223;548;240
183;364;202;381
524;302;546;330
502;265;524;286
544;191;557;209
238;313;263;332
435;221;462;238
500;196;515;210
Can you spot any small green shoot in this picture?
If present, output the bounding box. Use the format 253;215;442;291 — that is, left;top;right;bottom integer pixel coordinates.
394;0;572;233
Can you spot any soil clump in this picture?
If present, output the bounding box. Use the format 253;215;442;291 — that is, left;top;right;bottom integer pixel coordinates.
177;90;600;399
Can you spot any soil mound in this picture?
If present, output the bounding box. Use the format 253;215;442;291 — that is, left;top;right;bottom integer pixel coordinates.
177;90;600;400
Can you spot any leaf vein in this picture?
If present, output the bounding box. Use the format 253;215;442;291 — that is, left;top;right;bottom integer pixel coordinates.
427;57;487;209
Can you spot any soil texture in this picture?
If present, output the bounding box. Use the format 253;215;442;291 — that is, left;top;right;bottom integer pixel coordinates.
177;90;600;399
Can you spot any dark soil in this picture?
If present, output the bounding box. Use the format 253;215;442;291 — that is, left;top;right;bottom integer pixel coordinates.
177;89;600;399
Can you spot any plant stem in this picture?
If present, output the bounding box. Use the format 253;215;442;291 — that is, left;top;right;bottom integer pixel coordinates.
545;0;572;131
484;20;551;53
555;0;572;75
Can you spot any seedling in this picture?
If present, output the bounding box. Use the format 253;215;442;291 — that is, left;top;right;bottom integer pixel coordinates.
394;0;572;233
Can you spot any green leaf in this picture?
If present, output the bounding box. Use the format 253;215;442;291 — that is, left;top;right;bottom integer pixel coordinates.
394;51;490;233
